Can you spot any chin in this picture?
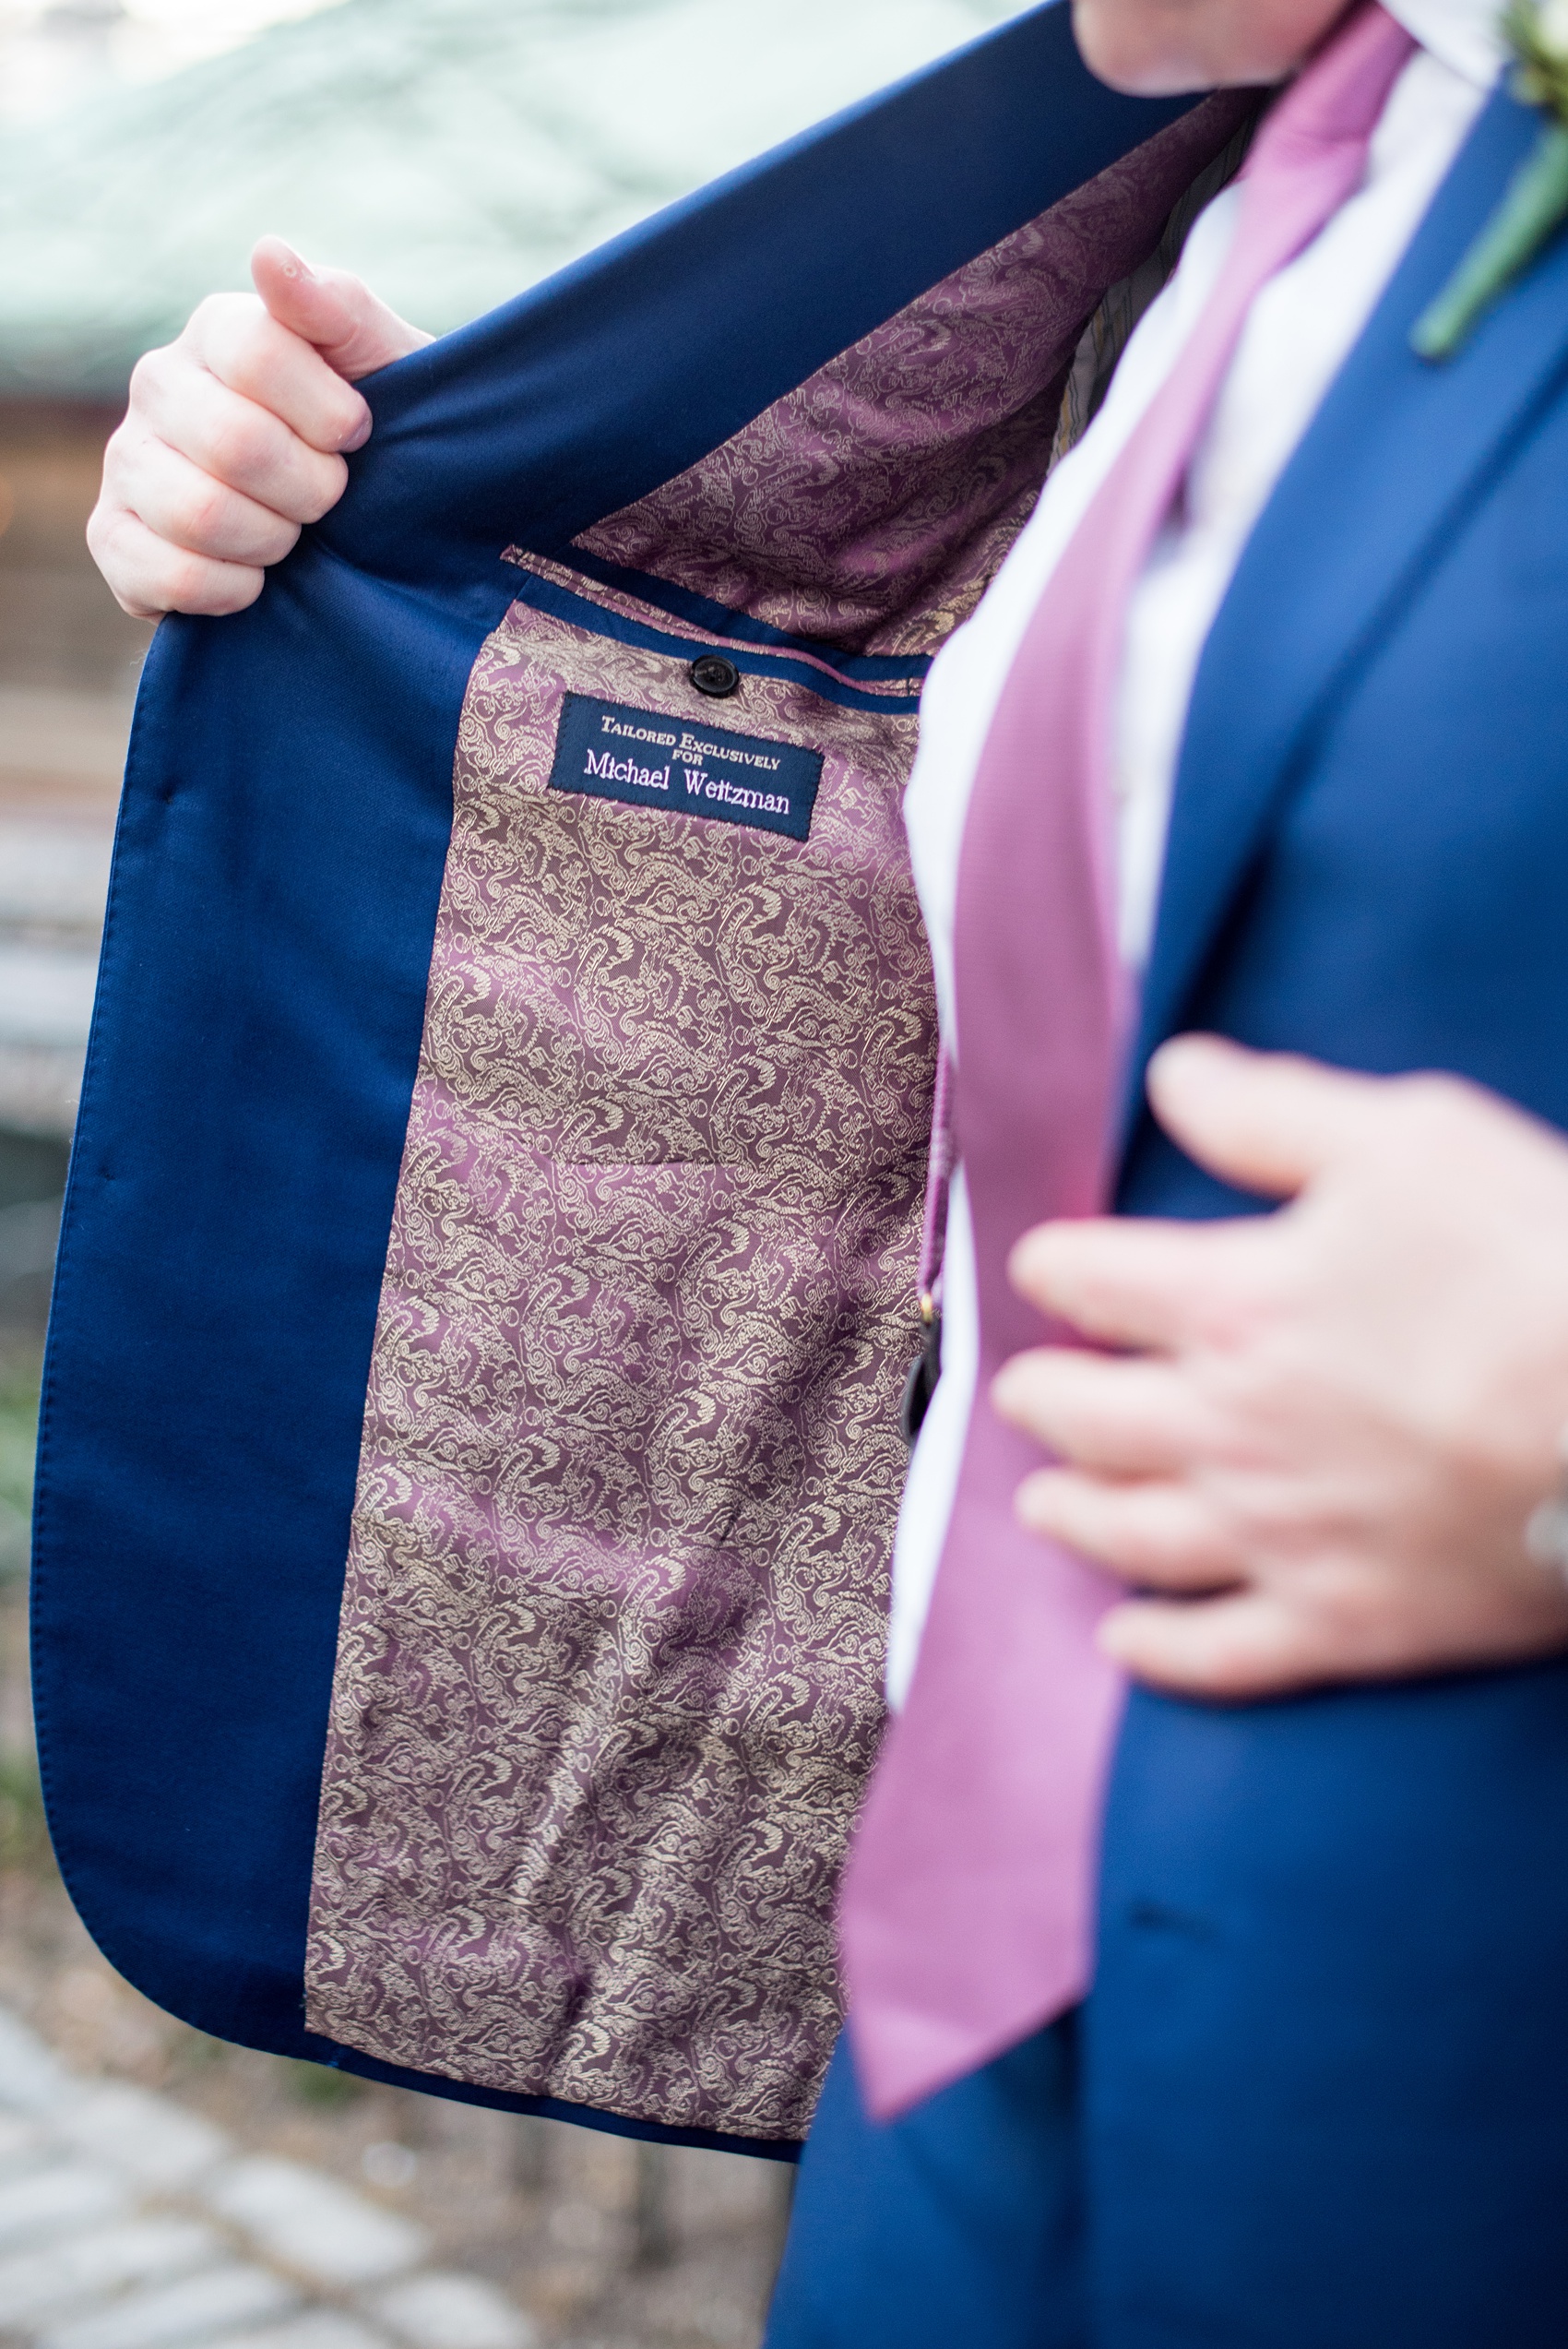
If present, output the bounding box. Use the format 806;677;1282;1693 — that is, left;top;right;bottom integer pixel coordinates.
1070;2;1217;93
1070;0;1297;94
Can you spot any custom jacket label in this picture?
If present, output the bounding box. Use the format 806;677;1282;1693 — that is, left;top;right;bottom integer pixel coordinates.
548;692;823;842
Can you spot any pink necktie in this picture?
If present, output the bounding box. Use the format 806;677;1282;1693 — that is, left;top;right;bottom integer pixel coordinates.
839;2;1416;2123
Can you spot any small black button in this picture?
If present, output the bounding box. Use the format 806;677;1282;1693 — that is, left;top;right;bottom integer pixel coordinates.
689;653;741;699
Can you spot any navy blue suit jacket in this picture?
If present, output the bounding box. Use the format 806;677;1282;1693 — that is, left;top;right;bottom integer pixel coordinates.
1091;81;1568;2349
34;0;1207;2157
31;0;1568;2239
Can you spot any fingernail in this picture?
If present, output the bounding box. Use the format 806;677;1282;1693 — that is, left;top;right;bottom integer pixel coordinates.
341;411;373;453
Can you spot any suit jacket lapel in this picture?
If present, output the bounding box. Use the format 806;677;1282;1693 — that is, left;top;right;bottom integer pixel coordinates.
1122;81;1568;1156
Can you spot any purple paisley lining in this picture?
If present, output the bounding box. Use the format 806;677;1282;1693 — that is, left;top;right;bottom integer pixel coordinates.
305;601;932;2138
306;98;1254;2140
579;94;1255;658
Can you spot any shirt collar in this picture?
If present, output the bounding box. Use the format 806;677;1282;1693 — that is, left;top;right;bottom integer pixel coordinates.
1381;0;1508;87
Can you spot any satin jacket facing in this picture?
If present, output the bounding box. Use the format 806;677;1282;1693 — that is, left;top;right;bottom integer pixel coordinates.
31;0;1568;2160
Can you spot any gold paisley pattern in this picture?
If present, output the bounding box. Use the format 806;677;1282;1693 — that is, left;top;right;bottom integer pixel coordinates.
306;109;1262;2139
578;96;1257;661
305;598;932;2139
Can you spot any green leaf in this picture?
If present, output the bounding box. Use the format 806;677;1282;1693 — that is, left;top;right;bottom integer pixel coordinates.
1412;120;1568;360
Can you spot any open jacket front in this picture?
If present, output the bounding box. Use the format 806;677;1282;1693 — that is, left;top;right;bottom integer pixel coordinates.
33;6;1251;2155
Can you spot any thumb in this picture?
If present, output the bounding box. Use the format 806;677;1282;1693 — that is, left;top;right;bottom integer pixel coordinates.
250;236;433;382
1146;1034;1387;1199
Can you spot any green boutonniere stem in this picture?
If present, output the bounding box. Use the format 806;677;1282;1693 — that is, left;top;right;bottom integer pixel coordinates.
1412;117;1568;362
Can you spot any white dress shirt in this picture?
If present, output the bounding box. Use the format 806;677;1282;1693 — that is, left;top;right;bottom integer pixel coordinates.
886;0;1505;1708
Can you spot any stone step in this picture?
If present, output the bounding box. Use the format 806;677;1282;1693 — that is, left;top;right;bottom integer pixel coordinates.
367;2272;537;2349
218;2319;393;2349
55;2086;230;2195
202;2161;429;2292
0;2216;223;2328
0;2005;537;2349
0;2116;51;2182
0;818;113;936
41;2263;300;2349
0;2163;129;2253
0;945;98;1049
0;2005;75;2115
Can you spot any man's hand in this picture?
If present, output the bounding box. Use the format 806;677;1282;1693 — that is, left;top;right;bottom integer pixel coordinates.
88;237;432;620
992;1037;1568;1699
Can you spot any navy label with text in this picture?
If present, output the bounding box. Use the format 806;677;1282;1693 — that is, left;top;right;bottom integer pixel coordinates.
548;692;823;842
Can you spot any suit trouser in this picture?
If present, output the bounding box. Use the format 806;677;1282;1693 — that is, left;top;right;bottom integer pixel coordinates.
766;2021;1087;2349
767;1660;1568;2348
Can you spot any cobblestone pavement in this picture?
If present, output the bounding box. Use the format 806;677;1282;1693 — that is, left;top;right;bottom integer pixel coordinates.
0;1998;539;2349
0;1992;544;2349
